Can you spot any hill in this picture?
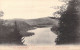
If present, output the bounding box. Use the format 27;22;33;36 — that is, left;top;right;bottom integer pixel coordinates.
2;17;59;36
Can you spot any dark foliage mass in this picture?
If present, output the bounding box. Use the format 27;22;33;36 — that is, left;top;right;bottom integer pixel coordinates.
7;22;23;45
52;0;80;44
0;19;36;45
0;21;23;45
0;11;4;17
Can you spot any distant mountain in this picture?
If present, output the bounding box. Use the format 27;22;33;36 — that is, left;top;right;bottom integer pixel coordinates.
3;17;59;28
25;17;59;27
2;17;59;36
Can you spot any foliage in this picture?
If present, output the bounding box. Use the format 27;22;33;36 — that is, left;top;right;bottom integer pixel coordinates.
0;11;4;17
55;0;80;44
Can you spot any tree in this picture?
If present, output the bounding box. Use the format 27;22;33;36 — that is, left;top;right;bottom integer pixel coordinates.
55;0;80;44
8;21;23;45
0;21;24;45
0;11;4;17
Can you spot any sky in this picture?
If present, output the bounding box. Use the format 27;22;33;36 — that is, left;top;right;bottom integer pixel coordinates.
0;0;65;19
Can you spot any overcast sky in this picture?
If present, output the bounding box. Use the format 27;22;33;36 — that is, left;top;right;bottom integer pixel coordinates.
0;0;65;19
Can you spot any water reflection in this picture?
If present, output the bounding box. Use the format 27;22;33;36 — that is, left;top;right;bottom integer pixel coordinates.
24;27;57;46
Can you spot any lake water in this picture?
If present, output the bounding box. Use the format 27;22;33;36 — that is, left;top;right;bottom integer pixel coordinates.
24;27;57;46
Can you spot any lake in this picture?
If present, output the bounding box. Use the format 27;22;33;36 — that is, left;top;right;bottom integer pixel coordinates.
24;27;57;46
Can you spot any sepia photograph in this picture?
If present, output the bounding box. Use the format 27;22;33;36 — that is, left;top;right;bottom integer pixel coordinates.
0;0;80;50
